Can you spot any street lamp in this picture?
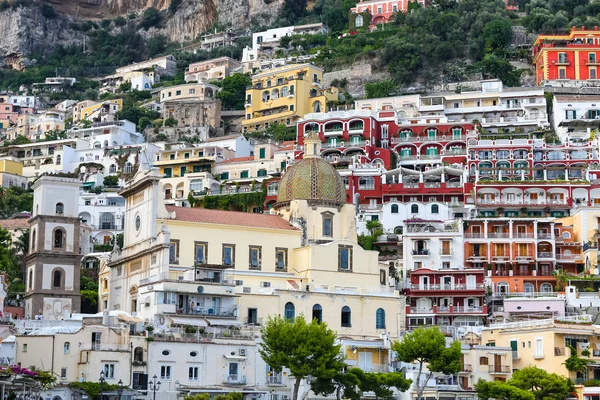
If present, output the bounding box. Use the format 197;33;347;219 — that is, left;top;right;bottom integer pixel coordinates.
117;380;123;400
149;375;161;400
99;371;106;400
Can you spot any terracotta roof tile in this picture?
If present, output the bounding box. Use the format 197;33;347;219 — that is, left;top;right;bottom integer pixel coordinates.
218;156;255;164
0;219;29;231
165;206;299;231
555;95;600;102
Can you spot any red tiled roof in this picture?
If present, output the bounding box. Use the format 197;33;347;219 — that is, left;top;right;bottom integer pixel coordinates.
0;219;29;231
166;206;299;231
555;95;600;102
218;156;254;164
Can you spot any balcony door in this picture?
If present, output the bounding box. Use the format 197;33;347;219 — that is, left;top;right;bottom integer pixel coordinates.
494;354;502;372
419;276;430;290
358;352;373;372
466;275;476;290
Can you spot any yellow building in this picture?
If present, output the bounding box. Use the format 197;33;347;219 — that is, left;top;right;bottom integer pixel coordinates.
73;99;123;123
557;208;600;274
0;157;27;189
481;316;599;385
0;158;23;175
242;63;339;132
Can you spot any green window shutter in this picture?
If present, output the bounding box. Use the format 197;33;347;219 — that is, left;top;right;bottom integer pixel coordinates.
259;148;266;159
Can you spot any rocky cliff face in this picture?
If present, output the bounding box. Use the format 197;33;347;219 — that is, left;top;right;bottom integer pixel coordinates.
0;0;283;62
0;6;83;58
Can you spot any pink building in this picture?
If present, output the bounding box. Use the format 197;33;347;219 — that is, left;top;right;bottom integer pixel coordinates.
350;0;425;29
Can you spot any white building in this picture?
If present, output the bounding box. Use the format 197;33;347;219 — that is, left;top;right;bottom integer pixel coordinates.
0;94;41;109
552;94;600;143
78;192;126;246
242;23;329;64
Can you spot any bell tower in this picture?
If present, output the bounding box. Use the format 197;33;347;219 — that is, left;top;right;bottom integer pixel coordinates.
25;176;82;320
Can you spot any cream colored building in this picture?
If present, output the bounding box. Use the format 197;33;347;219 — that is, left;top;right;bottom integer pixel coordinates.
103;135;404;343
15;315;147;387
158;83;221;104
481;315;599;383
184;57;242;82
557;208;600;274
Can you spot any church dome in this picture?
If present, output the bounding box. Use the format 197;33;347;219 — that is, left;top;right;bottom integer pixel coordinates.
275;156;346;207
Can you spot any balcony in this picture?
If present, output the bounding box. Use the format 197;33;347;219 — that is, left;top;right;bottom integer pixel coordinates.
391;135;466;144
266;375;284;386
556;57;570;65
223;374;247;385
466;254;487;261
461;364;473;373
323;127;343;137
556;254;583;262
495;291;558;298
410;284;485;291
488;233;509;239
464;233;484;239
412;250;430;256
537;251;554;258
488;365;511;374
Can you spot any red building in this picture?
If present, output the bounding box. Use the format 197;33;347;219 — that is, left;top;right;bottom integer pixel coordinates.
350;0;425;30
533;26;600;86
405;268;487;328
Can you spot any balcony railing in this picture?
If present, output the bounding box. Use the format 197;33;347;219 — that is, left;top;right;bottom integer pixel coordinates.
266;375;283;385
538;252;554;258
412;250;430;255
494;291;558;298
410;284;485;291
461;364;473;373
556;254;583;261
223;374;247;385
488;365;511;374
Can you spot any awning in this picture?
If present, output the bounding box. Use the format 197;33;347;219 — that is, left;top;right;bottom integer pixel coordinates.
82;182;95;188
223;354;247;360
170;317;208;327
206;318;242;327
117;313;143;323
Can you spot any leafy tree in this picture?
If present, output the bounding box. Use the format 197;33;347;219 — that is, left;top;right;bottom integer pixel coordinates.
164;118;178;127
392;327;462;400
353;369;411;400
476;366;573;400
103;175;119;187
480;54;522;86
139;8;162;30
184;395;209;400
0;186;33;219
311;369;362;400
563;345;592;377
475;379;534;400
259;315;345;400
40;2;56;18
147;35;168;58
279;0;307;24
364;80;397;99
12;136;31;145
114;16;127;27
217;73;252;110
482;19;513;55
44;129;68;141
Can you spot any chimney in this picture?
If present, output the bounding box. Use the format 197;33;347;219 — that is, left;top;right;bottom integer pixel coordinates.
595;26;599;31
582;25;586;30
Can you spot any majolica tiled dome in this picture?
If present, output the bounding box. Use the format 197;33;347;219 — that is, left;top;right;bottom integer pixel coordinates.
276;156;346;206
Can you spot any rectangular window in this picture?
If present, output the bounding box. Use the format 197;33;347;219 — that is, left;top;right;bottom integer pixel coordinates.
338;245;353;271
479;356;488;365
220;172;229;180
61;368;67;379
259;148;266;159
249;246;262;270
189;89;196;94
194;242;208;264
559;68;566;79
164;167;172;178
104;364;115;379
534;338;544;358
591;68;597;80
189;367;199;381
323;214;333;237
240;170;249;178
184;152;190;159
257;169;267;177
169;240;179;264
180;166;186;177
441;240;451;255
160;365;171;380
275;248;288;271
22;344;27;352
223;244;235;266
380;269;386;285
176;90;181;96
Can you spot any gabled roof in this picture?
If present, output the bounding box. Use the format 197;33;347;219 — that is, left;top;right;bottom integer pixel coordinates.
166;206;299;231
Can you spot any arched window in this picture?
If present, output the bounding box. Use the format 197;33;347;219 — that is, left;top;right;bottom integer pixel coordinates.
53;269;62;288
134;347;144;362
341;306;351;327
497;281;509;294
355;15;364;27
64;342;70;354
391;204;399;214
109;164;117;174
410;204;419;214
55;203;64;214
28;270;33;290
312;304;322;324
431;204;439;214
31;229;36;253
284;302;295;320
124;162;133;174
376;308;386;329
313;101;322;113
523;283;534;293
54;229;65;249
93;141;101;149
104;140;109;148
540;283;553;293
563;232;571;239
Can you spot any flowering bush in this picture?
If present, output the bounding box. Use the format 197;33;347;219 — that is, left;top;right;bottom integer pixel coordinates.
0;365;38;377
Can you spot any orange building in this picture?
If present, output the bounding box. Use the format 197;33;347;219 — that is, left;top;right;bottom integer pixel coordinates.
464;219;582;295
533;26;600;86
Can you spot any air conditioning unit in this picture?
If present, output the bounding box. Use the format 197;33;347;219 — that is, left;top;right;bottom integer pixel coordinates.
239;348;247;356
